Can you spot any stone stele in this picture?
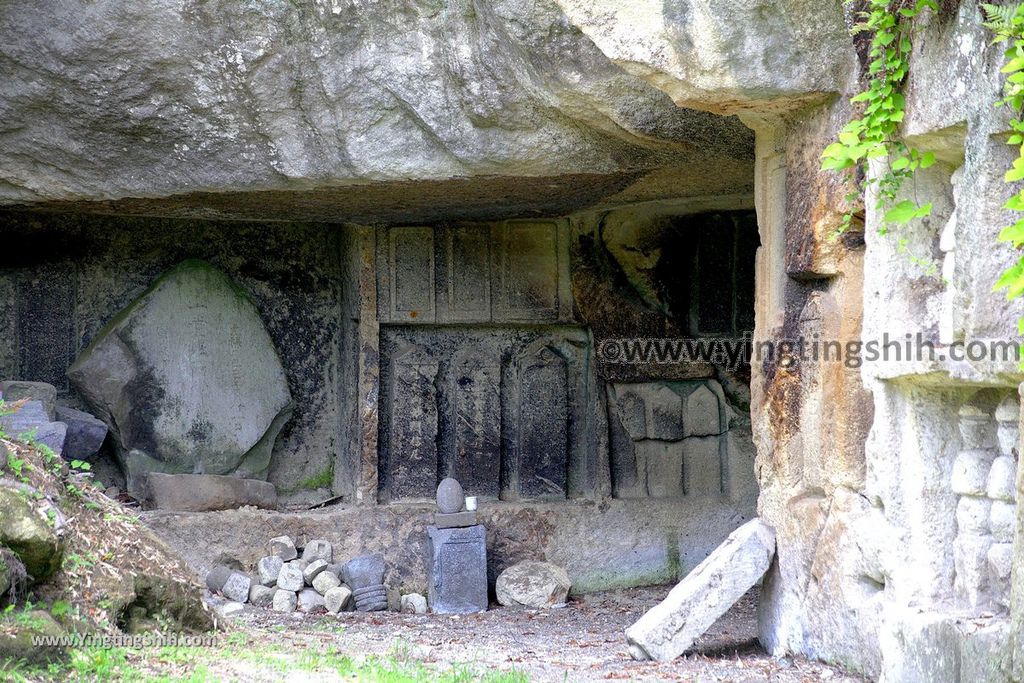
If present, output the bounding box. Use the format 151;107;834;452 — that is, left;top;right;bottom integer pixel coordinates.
67;259;293;496
625;518;775;661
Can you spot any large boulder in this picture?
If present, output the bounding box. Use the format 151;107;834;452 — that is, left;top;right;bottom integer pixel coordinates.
625;518;775;661
54;406;108;461
68;260;293;497
0;486;63;581
496;561;572;608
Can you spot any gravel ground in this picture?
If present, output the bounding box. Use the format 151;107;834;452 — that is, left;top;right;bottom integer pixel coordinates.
214;586;866;683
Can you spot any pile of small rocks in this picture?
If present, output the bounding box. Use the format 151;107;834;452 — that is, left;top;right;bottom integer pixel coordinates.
206;535;426;615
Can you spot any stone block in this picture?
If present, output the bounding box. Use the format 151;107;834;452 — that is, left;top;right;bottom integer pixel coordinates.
986;456;1016;502
269;536;297;561
221;572;251;603
302;540;332;564
427;525;488;614
145;473;278;512
249;584;276;608
955;496;991;535
434;511;478;528
303;559;329;585
325;586;353;613
257;556;283;586
272;589;297;613
0;400;65;454
496;561;571;608
951;450;996;496
401;593;428;614
276;564;304;592
959;406;998;450
312;570;340;595
297;588;325;612
989;501;1016;543
638;441;683;498
626;518;774;661
54;406;107;461
0;382;56;419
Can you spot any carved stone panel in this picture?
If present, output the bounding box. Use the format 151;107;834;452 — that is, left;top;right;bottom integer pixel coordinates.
383;344;440;500
439;227;491;323
379;327;589;502
509;344;569;499
385;227;435;322
493;222;561;322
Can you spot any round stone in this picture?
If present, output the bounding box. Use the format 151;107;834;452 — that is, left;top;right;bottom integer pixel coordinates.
436;477;465;514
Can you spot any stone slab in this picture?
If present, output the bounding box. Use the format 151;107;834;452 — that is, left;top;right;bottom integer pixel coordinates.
626;518;775;661
145;473;278;512
434;511;478;528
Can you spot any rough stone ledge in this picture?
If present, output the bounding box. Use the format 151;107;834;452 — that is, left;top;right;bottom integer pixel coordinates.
142;498;755;596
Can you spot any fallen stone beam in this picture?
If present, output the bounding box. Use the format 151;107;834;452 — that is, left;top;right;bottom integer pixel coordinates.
625;518;776;661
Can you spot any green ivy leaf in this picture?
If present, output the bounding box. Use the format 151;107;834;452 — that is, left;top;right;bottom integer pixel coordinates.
884;200;921;224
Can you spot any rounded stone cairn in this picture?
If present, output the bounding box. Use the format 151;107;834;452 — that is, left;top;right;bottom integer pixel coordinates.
436;478;465;514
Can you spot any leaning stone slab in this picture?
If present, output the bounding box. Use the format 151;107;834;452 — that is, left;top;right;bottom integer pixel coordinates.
66;259;293;497
626;518;775;661
54;406;107;461
144;473;278;512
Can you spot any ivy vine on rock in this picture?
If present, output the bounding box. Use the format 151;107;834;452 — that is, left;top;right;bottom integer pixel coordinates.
822;0;938;235
984;3;1024;332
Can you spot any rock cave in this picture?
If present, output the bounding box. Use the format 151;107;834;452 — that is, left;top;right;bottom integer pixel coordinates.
1;1;1023;681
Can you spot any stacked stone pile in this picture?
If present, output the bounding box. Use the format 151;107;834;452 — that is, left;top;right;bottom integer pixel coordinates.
205;537;428;615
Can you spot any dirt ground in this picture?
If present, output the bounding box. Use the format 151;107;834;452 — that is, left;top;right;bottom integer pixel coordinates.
206;586;866;683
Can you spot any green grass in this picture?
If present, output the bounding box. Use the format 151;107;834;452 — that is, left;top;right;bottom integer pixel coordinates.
3;638;530;682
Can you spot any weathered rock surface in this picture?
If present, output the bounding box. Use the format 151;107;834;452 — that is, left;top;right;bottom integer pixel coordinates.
341;554;385;590
312;570;340;596
145;473;279;512
496;561;572;609
0;0;758;216
301;540;332;564
0;485;63;581
248;584;276;609
626;518;774;661
54;406;108;461
0;610;67;664
205;565;233;594
67;259;293;496
302;559;329;585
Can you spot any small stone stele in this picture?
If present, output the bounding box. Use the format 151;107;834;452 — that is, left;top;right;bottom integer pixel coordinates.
426;525;487;614
272;590;297;613
269;536;298;561
436;478;465;514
